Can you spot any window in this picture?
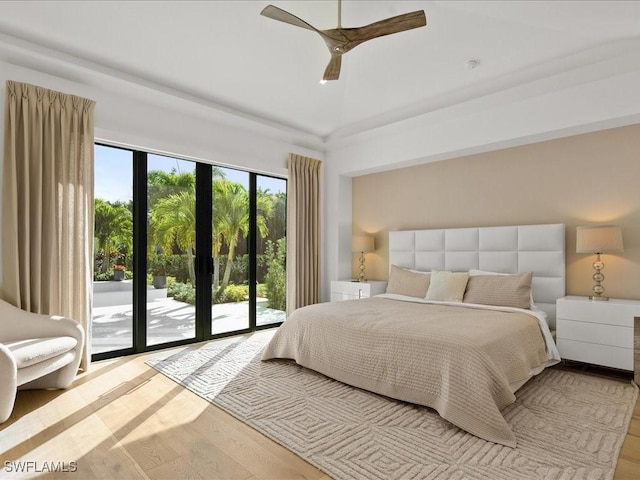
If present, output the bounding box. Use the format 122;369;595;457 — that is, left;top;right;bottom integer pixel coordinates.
91;144;286;359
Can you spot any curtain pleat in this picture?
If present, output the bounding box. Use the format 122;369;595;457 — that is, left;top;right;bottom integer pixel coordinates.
286;153;321;315
2;80;95;370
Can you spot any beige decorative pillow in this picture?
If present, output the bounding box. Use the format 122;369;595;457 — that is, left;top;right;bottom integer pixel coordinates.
463;272;533;309
424;270;469;302
386;265;431;298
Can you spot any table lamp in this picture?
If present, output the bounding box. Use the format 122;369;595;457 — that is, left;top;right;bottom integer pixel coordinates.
352;235;374;282
576;225;623;301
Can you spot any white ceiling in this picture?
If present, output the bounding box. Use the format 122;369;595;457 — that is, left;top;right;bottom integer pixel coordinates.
1;1;640;141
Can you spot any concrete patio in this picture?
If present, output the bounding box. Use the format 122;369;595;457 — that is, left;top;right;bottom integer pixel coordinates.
92;280;285;354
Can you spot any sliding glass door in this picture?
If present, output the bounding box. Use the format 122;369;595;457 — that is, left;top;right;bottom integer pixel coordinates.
256;175;287;327
211;167;250;335
146;154;197;346
91;144;286;360
92;145;134;355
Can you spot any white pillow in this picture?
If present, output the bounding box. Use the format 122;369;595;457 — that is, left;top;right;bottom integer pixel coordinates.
468;269;535;309
425;270;469;302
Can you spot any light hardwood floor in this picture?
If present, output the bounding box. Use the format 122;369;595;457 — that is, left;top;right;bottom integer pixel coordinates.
1;333;639;480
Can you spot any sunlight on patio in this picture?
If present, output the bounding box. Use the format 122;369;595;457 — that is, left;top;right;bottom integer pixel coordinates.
92;282;285;354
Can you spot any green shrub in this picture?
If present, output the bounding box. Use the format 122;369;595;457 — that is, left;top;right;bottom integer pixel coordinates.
94;270;134;281
166;254;191;283
148;254;167;275
232;254;249;284
94;272;113;281
167;282;195;305
215;254;249;285
264;238;286;311
224;284;248;302
167;281;186;297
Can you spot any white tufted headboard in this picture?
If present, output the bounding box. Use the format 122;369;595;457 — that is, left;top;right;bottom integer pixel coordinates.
389;224;566;328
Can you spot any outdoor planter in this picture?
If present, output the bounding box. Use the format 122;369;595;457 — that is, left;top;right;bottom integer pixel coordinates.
153;275;166;289
113;269;125;281
149;253;167;289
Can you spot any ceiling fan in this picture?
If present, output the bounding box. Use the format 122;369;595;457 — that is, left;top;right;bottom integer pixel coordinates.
260;0;427;82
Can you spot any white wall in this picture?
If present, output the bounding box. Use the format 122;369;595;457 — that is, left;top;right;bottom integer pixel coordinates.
0;63;323;174
0;56;324;291
320;165;352;301
3;34;640;304
351;124;640;304
322;43;640;300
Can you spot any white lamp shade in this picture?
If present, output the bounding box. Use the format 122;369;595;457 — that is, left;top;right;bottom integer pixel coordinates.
352;235;374;253
576;225;624;253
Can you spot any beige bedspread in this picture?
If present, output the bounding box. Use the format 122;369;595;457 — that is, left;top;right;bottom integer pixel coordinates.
261;297;550;447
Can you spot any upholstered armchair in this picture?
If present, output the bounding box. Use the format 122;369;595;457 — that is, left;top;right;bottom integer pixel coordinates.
0;299;84;423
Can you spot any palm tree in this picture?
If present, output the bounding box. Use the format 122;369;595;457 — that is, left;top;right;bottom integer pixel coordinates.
147;175;270;294
147;167;224;211
256;188;278;254
147;169;195;211
94;198;133;274
148;166;225;261
215;181;248;291
147;169;195;256
214;180;270;292
269;191;286;242
150;191;197;285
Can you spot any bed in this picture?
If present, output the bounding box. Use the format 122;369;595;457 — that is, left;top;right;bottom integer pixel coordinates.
262;223;565;447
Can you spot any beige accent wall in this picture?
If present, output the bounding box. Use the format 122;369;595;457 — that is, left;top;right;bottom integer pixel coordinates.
352;123;640;301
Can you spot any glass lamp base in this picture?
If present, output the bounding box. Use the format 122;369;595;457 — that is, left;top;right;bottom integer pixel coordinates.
589;295;609;301
358;252;367;283
589;254;608;301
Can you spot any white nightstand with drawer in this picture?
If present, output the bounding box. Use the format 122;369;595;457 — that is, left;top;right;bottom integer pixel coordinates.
556;295;640;371
330;280;387;302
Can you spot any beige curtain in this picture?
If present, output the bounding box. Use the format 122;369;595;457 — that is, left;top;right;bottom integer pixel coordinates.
286;153;321;315
2;80;95;370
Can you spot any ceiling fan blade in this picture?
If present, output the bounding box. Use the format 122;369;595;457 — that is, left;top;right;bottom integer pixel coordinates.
349;10;426;43
260;5;318;32
323;54;342;81
262;4;426;83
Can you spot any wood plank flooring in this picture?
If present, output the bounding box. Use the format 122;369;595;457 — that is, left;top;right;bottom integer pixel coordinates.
1;332;639;479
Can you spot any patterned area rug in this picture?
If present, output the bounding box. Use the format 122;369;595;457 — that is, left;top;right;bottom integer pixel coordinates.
147;330;638;480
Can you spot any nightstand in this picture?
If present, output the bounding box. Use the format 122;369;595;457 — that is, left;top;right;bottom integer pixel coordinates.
556;295;640;371
330;280;387;302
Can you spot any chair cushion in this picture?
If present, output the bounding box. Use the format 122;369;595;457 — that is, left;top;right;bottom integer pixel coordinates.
5;337;78;369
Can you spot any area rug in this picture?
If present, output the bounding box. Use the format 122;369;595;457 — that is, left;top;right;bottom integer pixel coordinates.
147;330;638;480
